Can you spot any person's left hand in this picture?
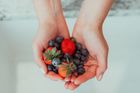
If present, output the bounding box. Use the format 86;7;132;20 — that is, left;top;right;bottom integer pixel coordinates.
64;21;109;90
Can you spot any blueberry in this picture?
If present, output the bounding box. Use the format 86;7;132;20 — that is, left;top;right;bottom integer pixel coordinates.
74;53;81;59
76;50;81;54
48;40;55;47
77;64;84;69
52;58;61;67
54;42;60;49
81;48;89;56
73;59;80;65
53;67;58;74
80;55;87;61
76;42;82;50
55;36;64;43
80;61;85;65
47;65;54;71
77;67;85;75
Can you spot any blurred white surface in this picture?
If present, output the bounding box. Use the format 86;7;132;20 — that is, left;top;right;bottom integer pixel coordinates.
0;16;140;93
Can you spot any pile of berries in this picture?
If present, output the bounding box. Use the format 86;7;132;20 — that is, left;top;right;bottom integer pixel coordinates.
43;36;89;78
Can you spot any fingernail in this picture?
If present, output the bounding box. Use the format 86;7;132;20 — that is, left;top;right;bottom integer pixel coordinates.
40;68;45;74
97;74;103;81
74;80;79;85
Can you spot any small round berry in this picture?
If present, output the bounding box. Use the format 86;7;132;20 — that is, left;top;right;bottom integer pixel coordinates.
80;61;85;65
54;42;60;49
81;48;89;56
55;36;64;43
80;55;87;61
77;64;84;69
77;67;85;75
52;58;61;67
48;40;55;47
47;65;54;71
74;53;81;59
76;42;82;50
73;59;80;65
53;67;58;74
76;50;81;54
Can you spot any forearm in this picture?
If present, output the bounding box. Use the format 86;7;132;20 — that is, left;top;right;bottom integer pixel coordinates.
78;0;113;28
33;0;64;25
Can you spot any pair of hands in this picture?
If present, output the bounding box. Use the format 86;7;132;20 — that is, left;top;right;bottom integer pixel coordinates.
33;0;109;90
33;17;108;90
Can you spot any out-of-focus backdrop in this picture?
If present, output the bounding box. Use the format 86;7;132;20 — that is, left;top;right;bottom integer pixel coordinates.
0;0;140;93
0;0;140;20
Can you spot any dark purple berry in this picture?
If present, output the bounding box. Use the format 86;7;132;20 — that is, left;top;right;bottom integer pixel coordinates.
73;59;80;65
78;64;84;69
47;65;54;71
76;42;82;50
80;55;87;61
54;42;60;49
48;40;54;47
76;50;81;54
55;36;64;43
81;48;89;56
80;61;85;65
77;67;85;75
74;53;81;59
53;67;58;74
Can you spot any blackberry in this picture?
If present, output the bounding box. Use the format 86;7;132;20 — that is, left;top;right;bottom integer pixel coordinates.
54;42;60;49
53;67;58;74
80;55;87;61
76;42;82;50
77;64;84;69
76;50;81;54
55;36;64;43
74;53;81;59
73;59;80;65
48;40;55;47
81;48;89;56
77;67;85;75
47;65;54;71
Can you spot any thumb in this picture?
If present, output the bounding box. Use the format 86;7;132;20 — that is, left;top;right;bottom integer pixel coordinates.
96;55;108;81
33;44;48;74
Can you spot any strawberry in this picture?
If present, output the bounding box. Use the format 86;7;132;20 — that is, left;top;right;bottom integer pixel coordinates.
43;47;61;65
58;62;76;78
44;60;52;65
61;39;76;55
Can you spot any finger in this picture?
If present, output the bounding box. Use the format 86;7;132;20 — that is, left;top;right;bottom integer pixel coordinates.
64;75;71;82
96;55;108;81
64;81;71;89
33;45;47;74
47;71;63;81
67;82;80;90
74;65;97;85
71;75;76;82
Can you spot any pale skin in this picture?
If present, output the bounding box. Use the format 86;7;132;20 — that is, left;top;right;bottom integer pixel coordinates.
33;0;112;90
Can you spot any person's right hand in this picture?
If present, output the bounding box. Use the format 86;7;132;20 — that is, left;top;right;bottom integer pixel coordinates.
33;0;70;81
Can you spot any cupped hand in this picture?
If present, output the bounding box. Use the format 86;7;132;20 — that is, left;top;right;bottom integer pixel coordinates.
33;19;70;81
65;22;109;90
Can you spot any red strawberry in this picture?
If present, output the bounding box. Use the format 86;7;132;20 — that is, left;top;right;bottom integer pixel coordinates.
61;39;75;55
